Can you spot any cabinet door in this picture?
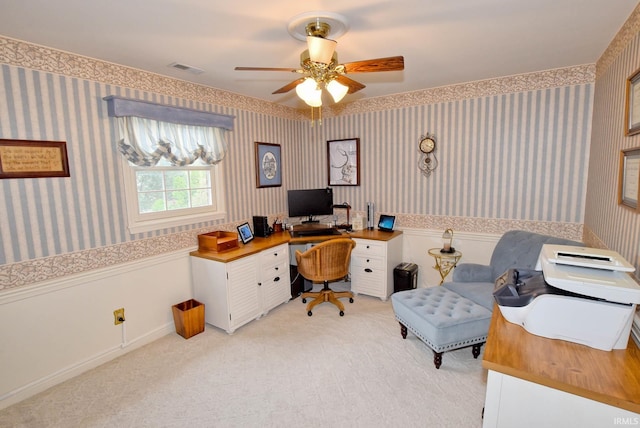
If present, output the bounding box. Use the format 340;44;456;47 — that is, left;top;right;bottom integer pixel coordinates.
226;255;261;332
260;244;290;313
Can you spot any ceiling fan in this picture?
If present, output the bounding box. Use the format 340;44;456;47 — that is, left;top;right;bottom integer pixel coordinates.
234;12;404;106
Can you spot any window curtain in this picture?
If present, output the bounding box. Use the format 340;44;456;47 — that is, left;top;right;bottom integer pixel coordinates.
104;96;235;167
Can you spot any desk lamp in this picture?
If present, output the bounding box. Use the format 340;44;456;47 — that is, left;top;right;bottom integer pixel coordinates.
333;203;351;230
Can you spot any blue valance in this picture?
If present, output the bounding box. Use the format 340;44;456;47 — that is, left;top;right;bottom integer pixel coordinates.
103;96;235;131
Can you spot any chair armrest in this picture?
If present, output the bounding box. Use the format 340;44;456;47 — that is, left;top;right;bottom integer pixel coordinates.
451;263;493;283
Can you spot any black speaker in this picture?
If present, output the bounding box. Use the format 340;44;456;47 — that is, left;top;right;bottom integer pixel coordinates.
253;216;270;238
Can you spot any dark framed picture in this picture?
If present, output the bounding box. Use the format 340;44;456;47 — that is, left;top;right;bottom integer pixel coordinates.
327;138;360;186
0;139;70;179
237;222;254;244
626;68;640;136
255;142;281;188
619;147;640;210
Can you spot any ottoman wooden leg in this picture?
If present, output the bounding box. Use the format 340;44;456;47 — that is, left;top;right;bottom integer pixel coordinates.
399;322;408;339
472;343;484;359
433;351;443;369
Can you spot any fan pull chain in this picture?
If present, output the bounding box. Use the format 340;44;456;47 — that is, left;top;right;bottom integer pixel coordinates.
309;107;323;127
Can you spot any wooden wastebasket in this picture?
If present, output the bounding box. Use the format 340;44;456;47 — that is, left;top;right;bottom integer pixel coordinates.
172;299;205;339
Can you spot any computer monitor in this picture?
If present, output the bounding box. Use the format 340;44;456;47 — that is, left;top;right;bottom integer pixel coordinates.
287;188;334;223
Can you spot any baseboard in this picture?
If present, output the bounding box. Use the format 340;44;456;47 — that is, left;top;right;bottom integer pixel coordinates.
0;322;175;410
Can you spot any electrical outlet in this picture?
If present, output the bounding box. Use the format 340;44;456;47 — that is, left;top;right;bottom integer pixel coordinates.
113;308;125;325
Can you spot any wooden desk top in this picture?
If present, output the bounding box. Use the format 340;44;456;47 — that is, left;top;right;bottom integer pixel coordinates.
483;305;640;413
190;229;403;263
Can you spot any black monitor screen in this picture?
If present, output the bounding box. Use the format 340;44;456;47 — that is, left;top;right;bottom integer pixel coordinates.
287;188;333;223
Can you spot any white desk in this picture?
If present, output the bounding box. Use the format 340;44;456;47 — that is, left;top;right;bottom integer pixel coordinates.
482;306;640;427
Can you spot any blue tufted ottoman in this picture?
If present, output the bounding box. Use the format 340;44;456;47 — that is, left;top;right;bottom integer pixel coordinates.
391;287;492;369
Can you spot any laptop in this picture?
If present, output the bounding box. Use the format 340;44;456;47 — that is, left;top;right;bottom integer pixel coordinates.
377;214;396;232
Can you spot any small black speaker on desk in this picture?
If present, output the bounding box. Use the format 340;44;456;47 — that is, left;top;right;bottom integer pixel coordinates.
253;216;270;237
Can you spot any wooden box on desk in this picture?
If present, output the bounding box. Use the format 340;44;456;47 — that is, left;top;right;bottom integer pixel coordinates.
197;231;239;252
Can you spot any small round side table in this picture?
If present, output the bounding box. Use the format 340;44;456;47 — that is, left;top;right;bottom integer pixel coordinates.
428;248;463;285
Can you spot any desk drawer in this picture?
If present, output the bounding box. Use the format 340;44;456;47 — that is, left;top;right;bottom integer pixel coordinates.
351;254;385;270
261;244;289;268
351;255;386;280
351;265;386;299
263;261;288;283
352;238;385;257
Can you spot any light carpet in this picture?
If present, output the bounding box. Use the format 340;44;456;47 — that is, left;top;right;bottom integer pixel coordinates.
0;294;487;427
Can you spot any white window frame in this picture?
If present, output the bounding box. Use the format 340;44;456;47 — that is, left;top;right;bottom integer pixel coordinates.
120;156;226;234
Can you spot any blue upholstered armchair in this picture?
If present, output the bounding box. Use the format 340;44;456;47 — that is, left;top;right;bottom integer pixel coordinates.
442;230;583;311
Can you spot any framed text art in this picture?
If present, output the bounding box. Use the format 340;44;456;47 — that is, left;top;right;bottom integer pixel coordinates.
626;68;640;136
619;147;640;210
327;138;360;186
254;142;281;188
0;139;70;179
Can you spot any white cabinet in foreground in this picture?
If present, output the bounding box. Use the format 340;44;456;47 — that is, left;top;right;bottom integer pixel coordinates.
190;243;291;334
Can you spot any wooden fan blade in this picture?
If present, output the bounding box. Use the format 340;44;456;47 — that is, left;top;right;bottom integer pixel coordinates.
335;75;366;94
235;66;300;72
342;56;404;73
272;78;306;94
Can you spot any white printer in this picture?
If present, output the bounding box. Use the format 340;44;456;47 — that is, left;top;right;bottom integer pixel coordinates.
493;245;640;351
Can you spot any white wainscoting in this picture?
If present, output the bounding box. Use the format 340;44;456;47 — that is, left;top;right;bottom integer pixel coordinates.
0;231;503;410
0;249;196;410
399;228;501;288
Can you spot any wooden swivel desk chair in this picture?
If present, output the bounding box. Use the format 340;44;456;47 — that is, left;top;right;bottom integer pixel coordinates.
295;238;356;316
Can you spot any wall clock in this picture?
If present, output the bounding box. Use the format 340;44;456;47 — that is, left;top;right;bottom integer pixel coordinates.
418;133;438;177
419;136;435;154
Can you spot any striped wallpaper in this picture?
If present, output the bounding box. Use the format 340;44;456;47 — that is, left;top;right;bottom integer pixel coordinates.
585;5;640;269
309;87;592;224
0;33;598;288
0;64;301;267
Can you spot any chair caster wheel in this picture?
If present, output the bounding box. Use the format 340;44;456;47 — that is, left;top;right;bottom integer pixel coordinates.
349;298;354;303
302;298;307;303
307;311;312;316
339;311;344;316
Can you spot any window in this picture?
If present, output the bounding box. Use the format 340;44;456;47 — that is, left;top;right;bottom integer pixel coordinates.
104;96;234;234
120;158;225;234
136;167;212;213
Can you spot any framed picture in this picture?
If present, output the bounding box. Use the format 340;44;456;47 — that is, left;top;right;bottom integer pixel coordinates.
327;138;360;186
0;139;70;179
237;222;254;244
626;68;640;136
619;147;640;210
255;142;281;188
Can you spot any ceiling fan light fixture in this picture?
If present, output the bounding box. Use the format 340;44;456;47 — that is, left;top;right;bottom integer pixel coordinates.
326;79;348;103
307;35;337;64
296;77;323;107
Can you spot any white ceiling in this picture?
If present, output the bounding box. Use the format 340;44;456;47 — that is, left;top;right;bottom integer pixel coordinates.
1;1;638;108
